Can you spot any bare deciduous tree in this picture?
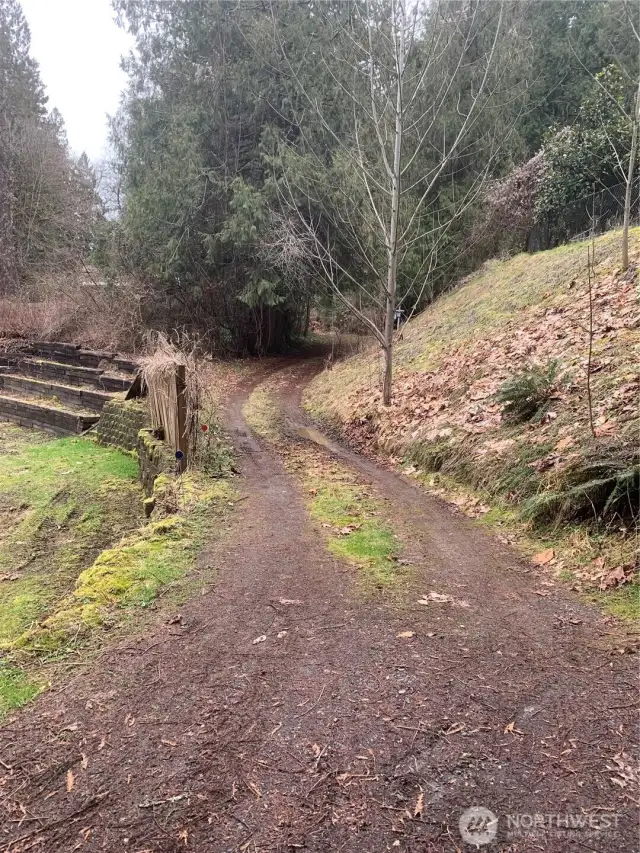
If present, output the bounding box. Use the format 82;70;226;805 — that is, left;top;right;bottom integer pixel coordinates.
270;0;511;403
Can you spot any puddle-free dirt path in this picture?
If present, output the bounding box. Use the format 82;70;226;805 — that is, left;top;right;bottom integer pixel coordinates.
0;359;637;853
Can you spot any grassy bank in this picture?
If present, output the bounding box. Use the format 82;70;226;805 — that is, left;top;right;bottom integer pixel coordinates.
0;422;234;716
304;229;639;619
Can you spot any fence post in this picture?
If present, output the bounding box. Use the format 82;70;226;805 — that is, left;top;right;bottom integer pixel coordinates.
176;364;188;472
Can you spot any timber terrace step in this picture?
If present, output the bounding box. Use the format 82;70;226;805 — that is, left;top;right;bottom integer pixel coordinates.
23;342;139;374
0;393;100;435
0;357;132;392
0;341;141;437
0;372;117;413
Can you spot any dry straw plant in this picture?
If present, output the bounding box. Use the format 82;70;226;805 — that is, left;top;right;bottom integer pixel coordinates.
139;333;200;463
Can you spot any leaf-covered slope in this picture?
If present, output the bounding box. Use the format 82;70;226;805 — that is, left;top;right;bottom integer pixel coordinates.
305;229;639;593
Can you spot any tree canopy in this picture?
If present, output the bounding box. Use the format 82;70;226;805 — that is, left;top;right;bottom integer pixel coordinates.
104;0;637;354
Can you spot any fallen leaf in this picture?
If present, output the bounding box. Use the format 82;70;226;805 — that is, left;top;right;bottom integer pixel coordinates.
66;770;75;792
419;592;453;604
161;739;178;747
396;631;415;639
252;634;267;645
532;548;555;565
97;736;106;751
277;630;288;639
413;791;424;817
606;751;639;788
417;592;470;607
599;566;627;590
504;721;525;735
247;779;262;799
278;598;303;606
81;753;88;770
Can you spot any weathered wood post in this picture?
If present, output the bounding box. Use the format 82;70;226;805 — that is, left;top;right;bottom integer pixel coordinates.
175;364;188;473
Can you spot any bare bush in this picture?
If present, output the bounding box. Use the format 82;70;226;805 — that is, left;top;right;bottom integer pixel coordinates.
471;152;548;258
0;271;150;352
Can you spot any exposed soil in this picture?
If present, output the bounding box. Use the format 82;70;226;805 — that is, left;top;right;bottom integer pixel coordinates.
0;358;637;853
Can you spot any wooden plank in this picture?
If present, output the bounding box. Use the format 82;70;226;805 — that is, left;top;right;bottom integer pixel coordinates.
175;364;188;472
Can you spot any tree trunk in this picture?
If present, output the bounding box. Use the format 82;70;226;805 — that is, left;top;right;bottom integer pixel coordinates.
382;301;394;405
381;0;405;407
622;77;640;271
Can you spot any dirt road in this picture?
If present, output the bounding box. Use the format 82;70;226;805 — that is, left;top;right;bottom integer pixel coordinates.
0;360;637;852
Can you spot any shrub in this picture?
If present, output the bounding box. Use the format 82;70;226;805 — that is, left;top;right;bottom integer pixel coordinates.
523;449;639;527
497;361;562;423
0;273;150;352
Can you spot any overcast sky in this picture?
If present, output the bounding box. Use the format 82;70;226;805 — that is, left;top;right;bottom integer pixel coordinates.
20;0;134;162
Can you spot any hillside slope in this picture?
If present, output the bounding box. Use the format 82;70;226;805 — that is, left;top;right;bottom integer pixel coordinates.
305;229;639;610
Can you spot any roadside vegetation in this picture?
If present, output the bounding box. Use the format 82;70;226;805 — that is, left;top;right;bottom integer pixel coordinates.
0;424;140;713
304;229;639;620
0;412;235;717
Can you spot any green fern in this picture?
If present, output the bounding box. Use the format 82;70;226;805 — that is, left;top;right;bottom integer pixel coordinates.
497;361;562;423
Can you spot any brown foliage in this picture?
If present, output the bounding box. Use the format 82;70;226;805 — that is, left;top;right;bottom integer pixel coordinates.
0;271;150;352
471;152;547;258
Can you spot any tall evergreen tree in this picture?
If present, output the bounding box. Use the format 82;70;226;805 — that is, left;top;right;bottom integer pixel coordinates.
0;0;99;294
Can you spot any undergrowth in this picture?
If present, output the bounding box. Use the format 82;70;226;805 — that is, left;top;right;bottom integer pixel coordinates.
497;360;563;423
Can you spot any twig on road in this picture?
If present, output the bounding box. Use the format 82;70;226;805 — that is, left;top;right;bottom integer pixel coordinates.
296;684;327;718
138;793;189;809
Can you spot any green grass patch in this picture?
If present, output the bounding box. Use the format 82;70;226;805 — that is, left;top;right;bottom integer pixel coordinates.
586;581;640;624
298;456;399;587
243;386;283;441
0;424;143;653
0;664;40;717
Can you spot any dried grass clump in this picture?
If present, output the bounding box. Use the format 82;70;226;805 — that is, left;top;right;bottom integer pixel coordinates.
139;333;200;458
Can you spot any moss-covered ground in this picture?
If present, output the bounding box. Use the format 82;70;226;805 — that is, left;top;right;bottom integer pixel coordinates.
0;421;234;717
0;423;142;712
